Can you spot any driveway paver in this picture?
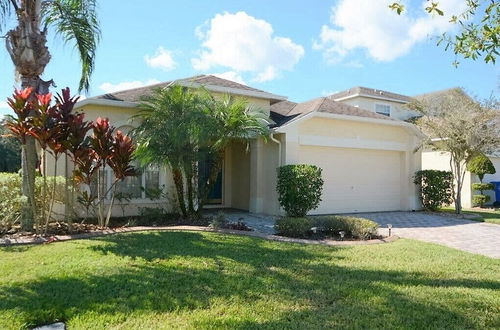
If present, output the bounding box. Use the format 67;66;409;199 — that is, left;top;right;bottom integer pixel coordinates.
359;212;500;258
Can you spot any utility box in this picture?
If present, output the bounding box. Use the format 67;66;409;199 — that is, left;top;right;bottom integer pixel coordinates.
491;181;500;203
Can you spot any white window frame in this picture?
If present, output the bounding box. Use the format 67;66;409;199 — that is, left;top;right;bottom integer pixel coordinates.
102;166;163;203
375;103;391;116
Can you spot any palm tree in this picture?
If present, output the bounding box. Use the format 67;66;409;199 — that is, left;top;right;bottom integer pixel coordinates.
0;0;100;230
134;85;270;219
199;94;270;209
134;85;206;219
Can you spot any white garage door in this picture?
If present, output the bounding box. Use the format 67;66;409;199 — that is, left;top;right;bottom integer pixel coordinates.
299;146;403;214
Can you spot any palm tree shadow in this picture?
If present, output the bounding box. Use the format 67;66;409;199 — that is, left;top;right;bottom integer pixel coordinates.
0;231;497;328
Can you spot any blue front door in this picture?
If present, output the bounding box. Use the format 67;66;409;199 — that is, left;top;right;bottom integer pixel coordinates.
199;159;223;204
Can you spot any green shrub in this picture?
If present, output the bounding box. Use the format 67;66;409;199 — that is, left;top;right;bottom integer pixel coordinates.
467;154;496;182
471;183;494;192
275;216;379;240
275;217;314;238
315;216;379;240
276;164;324;217
209;212;228;229
414;170;453;211
472;195;490;207
0;173;65;233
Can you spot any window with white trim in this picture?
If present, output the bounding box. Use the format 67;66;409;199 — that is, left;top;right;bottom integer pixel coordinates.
90;166;161;200
375;104;391;116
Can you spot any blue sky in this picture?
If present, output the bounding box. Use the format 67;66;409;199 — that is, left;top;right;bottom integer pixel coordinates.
0;0;498;116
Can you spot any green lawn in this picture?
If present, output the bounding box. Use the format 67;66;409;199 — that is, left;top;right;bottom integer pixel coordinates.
441;207;500;224
0;232;499;329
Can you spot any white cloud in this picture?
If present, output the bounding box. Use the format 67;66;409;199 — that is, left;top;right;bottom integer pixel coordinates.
211;71;246;85
192;11;304;82
99;79;161;93
0;101;8;109
314;0;467;63
144;47;177;71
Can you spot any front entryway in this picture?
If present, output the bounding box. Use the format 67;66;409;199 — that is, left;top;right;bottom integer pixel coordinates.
199;158;223;205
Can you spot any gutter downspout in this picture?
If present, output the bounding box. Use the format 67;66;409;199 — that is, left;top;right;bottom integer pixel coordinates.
270;133;282;166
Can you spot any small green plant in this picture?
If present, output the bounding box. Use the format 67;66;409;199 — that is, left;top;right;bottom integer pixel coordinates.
115;192;133;217
472;195;490;207
414;170;453;211
467;154;496;182
275;217;314;238
276;164;324;217
209;212;229;229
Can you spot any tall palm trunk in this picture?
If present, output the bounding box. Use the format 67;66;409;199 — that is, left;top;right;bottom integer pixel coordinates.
6;0;51;231
172;167;187;218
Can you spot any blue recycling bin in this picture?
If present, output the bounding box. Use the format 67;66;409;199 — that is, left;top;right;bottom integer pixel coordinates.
491;181;500;203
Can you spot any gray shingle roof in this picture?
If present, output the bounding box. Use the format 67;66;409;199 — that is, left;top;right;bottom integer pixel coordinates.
270;97;394;127
89;75;279;103
330;86;412;103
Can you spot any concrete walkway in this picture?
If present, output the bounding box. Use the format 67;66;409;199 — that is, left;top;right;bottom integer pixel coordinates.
359;212;500;259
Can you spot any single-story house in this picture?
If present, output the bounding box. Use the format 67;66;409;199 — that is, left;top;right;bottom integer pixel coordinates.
50;75;424;217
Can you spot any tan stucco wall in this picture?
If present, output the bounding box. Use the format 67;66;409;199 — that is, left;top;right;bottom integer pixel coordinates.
248;136;281;215
280;116;422;214
339;96;419;121
224;141;251;210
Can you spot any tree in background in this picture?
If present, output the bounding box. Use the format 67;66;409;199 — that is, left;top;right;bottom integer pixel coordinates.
0;121;21;172
0;0;100;230
390;1;499;65
409;88;500;213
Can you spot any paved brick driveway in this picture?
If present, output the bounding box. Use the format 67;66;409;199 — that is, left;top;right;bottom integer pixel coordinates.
359;212;500;258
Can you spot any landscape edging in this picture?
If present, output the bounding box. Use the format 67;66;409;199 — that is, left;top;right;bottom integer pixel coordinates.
0;225;399;247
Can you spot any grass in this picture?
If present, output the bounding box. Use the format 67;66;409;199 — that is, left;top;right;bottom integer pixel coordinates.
0;232;499;329
441;206;500;224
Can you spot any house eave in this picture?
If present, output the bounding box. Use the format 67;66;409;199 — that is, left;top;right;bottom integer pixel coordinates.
333;93;410;104
276;111;424;138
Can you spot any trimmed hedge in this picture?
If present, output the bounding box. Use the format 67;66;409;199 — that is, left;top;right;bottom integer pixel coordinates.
275;217;314;238
471;183;494;192
275;215;379;240
276;164;324;217
315;216;379;240
414;170;453;211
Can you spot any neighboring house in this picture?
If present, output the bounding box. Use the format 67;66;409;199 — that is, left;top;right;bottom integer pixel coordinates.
414;88;500;208
50;75;423;217
329;86;420;121
330;86;500;208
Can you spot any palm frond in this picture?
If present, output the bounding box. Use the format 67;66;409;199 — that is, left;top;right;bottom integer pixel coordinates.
0;0;14;32
42;0;100;92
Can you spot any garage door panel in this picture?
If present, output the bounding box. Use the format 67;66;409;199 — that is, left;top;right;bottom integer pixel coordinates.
299;146;402;214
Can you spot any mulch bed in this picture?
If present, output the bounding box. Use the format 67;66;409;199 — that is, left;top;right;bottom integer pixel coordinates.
0;225;398;247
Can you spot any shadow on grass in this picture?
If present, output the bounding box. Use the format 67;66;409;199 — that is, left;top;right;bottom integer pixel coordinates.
0;231;498;329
